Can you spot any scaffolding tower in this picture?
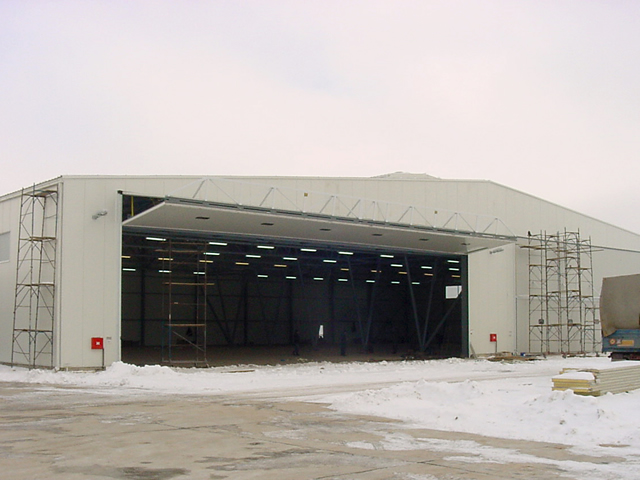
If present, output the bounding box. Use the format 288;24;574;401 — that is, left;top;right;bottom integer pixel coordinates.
161;239;210;366
526;230;599;355
11;185;59;368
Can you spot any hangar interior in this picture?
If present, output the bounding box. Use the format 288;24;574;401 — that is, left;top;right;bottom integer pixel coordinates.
120;194;469;365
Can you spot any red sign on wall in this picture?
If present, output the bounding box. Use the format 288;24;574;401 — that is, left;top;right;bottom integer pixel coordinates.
489;333;497;343
91;337;104;350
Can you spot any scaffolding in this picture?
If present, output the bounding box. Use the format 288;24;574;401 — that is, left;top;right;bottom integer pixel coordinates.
161;239;210;366
525;230;599;355
11;185;59;368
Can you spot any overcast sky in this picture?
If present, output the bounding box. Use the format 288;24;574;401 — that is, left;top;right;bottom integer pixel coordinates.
1;1;639;232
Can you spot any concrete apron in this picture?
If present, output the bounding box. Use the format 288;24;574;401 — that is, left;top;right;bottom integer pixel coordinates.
0;383;623;480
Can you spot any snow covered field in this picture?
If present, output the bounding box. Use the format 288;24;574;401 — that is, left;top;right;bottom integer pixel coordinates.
1;355;639;478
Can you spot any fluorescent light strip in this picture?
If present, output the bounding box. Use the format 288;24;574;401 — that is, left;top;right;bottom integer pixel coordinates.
146;237;166;242
121;255;131;259
257;245;274;249
338;251;353;255
246;254;261;258
391;264;403;268
447;259;460;264
209;241;227;246
391;281;400;284
323;259;337;263
122;268;136;272
301;248;317;252
338;279;348;282
452;275;461;278
274;264;287;268
380;254;394;258
313;277;324;281
204;252;220;256
286;276;297;280
283;257;297;261
257;274;268;278
193;271;205;275
158;257;173;261
159;270;171;273
236;262;249;266
366;280;375;283
412;282;420;285
421;265;432;269
449;268;460;271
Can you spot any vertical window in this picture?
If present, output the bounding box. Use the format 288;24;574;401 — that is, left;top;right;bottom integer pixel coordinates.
0;232;9;263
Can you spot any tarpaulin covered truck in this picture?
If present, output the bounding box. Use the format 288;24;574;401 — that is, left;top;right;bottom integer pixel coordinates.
600;273;640;360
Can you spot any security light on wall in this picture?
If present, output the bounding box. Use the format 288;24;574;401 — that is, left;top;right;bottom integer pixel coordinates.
92;209;108;220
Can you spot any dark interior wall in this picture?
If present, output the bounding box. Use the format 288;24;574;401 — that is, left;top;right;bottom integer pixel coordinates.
121;233;465;358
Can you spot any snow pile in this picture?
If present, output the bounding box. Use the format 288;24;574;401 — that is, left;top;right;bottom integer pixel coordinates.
1;355;639;458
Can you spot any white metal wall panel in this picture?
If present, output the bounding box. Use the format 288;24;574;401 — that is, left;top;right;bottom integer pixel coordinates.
468;243;517;355
0;195;20;364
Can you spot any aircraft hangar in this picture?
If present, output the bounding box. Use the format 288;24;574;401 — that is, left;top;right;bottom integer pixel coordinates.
1;173;639;369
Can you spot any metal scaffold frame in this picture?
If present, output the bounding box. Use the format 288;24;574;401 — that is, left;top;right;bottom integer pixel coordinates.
525;230;599;355
161;239;210;366
11;185;59;368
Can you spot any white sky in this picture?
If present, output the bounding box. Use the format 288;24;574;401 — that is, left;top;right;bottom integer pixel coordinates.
1;1;639;232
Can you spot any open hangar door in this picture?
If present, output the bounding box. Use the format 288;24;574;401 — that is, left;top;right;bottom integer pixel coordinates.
119;196;509;366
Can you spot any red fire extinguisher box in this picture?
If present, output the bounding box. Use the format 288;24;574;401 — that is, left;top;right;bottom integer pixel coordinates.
91;337;104;350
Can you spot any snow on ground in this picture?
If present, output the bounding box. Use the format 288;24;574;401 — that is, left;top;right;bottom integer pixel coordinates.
2;355;640;469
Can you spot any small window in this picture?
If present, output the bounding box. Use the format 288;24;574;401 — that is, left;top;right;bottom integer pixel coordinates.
445;285;462;299
0;232;9;263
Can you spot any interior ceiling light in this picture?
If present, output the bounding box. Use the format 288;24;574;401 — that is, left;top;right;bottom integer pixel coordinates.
447;259;460;263
391;264;403;268
391;281;400;284
121;255;131;259
449;267;460;271
338;278;348;282
380;254;394;258
274;264;287;268
204;252;220;256
338;251;353;255
122;268;136;272
159;270;171;273
158;257;173;261
193;271;205;275
199;260;214;263
451;274;461;278
313;277;324;281
246;254;261;258
398;271;407;275
283;257;297;261
366;279;375;283
257;274;268;278
424;273;434;277
286;276;297;280
146;236;166;242
412;281;420;285
301;248;317;252
209;241;227;246
323;259;337;263
257;245;274;249
341;268;349;271
421;265;432;269
236;262;249;266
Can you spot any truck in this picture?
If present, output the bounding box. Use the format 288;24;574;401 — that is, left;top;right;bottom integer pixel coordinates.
600;273;640;360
